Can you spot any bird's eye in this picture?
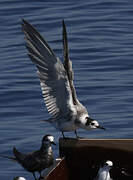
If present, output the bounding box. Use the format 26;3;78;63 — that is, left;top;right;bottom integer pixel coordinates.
91;122;95;126
85;117;92;126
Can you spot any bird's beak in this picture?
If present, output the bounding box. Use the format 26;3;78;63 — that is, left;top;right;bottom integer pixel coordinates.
96;125;106;130
51;141;56;145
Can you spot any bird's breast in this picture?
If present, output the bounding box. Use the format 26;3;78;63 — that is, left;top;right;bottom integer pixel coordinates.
56;120;78;132
98;171;110;180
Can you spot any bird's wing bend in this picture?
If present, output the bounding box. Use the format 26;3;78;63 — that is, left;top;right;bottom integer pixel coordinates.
22;19;76;120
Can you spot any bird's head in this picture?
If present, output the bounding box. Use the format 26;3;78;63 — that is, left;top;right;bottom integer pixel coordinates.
78;115;105;131
13;177;26;180
102;160;113;170
42;134;56;146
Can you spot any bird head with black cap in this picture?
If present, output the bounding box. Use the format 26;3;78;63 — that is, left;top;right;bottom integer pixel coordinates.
78;114;105;131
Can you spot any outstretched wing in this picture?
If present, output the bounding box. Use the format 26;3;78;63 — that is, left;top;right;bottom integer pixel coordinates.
62;20;88;119
22;19;76;120
62;20;79;105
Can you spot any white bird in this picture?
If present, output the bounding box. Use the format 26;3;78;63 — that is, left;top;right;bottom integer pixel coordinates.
95;160;113;180
13;177;26;180
22;19;105;138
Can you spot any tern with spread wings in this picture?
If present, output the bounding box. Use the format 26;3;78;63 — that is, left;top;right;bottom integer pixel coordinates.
22;19;105;138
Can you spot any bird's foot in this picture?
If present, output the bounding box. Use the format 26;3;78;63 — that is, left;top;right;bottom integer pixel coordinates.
64;137;71;140
77;136;83;139
74;130;82;139
33;172;38;180
61;131;71;139
38;176;44;180
76;135;82;139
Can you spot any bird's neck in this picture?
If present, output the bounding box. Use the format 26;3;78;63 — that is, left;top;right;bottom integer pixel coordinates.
40;144;52;155
78;113;88;125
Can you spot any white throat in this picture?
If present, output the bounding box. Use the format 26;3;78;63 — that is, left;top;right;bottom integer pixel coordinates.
79;113;89;124
47;146;53;155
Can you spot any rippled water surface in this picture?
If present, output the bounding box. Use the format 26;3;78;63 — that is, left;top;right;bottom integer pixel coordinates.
0;0;133;179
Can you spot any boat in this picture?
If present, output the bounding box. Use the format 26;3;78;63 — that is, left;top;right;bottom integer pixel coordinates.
44;138;133;180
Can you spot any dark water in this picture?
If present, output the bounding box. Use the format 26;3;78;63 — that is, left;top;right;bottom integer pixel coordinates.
0;0;133;179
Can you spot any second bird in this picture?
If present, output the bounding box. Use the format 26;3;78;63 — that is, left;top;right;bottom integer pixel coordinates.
0;135;56;180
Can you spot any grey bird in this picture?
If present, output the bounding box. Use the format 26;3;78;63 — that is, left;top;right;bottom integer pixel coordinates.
22;19;105;138
0;135;56;180
95;160;113;180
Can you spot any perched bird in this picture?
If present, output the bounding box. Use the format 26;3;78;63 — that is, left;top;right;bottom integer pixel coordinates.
0;135;56;180
13;177;26;180
22;19;105;138
95;160;113;180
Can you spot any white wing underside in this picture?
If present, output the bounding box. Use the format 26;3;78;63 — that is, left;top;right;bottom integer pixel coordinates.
22;20;77;123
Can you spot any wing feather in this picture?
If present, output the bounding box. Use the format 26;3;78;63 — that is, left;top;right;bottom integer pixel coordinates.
22;19;76;119
62;20;79;105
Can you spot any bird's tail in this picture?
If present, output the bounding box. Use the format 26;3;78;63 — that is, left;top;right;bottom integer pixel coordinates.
0;154;17;162
41;118;55;123
13;147;25;162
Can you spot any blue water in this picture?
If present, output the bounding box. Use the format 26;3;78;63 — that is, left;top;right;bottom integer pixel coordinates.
0;0;133;179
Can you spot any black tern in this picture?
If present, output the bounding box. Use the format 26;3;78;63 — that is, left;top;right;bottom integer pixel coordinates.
0;135;56;180
95;160;113;180
22;19;105;138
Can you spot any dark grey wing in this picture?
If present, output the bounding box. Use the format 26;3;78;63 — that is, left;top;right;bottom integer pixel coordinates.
23;153;42;171
62;20;88;120
13;147;37;171
22;19;76;120
62;20;79;105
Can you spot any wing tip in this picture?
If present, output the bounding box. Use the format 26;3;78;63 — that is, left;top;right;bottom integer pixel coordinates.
62;19;65;26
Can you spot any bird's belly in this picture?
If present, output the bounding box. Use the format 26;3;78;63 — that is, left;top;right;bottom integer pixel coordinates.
40;157;53;170
99;172;110;180
54;120;78;132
